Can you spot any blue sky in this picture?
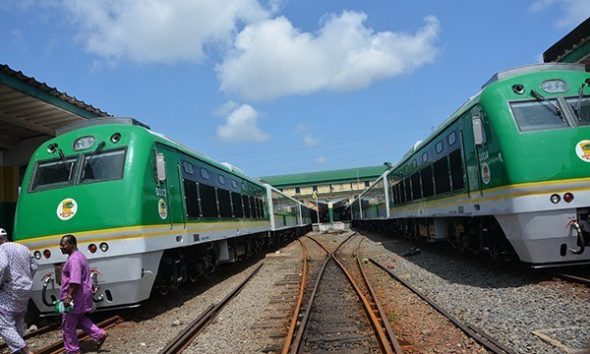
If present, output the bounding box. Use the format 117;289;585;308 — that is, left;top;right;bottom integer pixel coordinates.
1;1;589;177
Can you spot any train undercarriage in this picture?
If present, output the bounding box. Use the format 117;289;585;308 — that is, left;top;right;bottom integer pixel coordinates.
352;216;516;262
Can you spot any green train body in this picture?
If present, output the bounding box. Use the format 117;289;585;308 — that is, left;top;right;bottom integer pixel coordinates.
351;63;590;267
14;119;310;313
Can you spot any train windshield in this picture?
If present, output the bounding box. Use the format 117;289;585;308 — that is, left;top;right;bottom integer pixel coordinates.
566;96;590;126
511;99;568;132
31;158;77;191
81;149;126;183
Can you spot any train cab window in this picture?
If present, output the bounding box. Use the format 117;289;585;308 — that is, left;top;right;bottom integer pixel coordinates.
449;149;465;190
200;168;210;179
511;100;568;131
218;189;232;217
448;131;457;146
433;156;451;194
435;141;444;154
421;165;434;197
81;150;126;183
182;161;194;175
31;157;77;191
199;184;218;217
218;174;225;185
232;192;244;217
566;96;590;126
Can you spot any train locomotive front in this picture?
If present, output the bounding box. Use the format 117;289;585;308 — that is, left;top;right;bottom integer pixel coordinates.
14;118;278;314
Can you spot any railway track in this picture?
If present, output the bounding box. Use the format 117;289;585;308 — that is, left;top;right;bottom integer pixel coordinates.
0;321;60;352
282;232;401;354
158;262;264;354
369;258;517;354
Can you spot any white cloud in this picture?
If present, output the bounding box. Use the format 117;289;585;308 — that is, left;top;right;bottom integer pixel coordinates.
217;104;270;143
217;12;440;101
316;156;326;164
303;134;320;147
60;0;271;63
530;0;590;28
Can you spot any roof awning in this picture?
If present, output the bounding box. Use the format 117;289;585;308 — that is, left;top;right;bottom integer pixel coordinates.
0;64;110;150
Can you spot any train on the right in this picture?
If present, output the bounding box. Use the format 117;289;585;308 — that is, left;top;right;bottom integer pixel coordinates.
348;63;590;268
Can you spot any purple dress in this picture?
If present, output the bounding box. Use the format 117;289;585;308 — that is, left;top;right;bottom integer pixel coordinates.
60;250;94;314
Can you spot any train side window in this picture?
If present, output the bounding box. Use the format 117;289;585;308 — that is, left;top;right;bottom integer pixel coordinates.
258;198;265;218
433;156;451;194
448;131;457;146
218;174;225;185
218;189;232;217
404;178;412;201
400;181;407;203
250;196;258;218
435;141;444;154
449;149;465;190
199;184;218;217
184;180;200;218
421;165;434;197
182;161;194;175
232;192;244;217
242;194;251;218
411;172;422;200
200;168;210;180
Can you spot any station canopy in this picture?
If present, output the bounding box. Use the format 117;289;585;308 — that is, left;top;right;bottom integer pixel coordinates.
0;64;109;150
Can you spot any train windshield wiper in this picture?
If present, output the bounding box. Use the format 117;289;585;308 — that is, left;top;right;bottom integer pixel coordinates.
530;89;563;120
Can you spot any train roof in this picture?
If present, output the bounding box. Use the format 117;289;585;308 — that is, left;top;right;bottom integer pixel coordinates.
55;117;264;188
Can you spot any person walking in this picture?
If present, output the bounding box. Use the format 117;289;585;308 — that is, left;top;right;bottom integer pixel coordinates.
59;234;107;354
0;227;37;354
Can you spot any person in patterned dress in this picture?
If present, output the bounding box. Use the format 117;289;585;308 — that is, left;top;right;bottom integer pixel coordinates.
0;228;37;354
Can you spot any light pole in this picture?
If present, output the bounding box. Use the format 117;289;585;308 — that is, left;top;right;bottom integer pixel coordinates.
312;192;320;224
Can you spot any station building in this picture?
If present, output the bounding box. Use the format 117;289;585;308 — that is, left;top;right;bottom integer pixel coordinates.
0;64;109;235
261;164;390;222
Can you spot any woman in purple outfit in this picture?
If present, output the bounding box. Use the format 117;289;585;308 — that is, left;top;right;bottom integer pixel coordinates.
59;235;107;354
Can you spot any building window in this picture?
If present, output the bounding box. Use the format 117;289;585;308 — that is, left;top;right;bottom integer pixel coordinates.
365;181;370;187
313;186;318;192
295;187;300;194
329;184;334;191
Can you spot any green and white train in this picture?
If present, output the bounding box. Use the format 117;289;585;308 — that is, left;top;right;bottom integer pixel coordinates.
350;63;590;268
13;118;312;314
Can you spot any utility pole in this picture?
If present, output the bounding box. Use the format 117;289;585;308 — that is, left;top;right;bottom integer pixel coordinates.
312;192;320;224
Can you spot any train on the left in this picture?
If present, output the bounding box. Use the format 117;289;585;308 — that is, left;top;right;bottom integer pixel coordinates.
12;118;312;315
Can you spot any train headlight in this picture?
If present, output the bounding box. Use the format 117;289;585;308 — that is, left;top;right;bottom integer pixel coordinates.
512;84;525;94
550;194;561;204
99;242;109;252
34;251;41;260
563;192;574;203
43;249;51;259
73;136;95;151
88;244;97;254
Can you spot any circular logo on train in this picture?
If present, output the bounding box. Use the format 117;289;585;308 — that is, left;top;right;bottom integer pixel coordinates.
481;162;491;185
57;198;78;221
158;198;168;219
575;140;590;162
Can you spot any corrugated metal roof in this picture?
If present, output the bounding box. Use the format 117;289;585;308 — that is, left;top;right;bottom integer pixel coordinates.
0;63;110;149
543;17;590;64
261;164;390;187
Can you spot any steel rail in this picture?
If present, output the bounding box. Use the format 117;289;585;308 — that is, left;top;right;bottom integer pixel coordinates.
158;262;264;354
36;315;123;354
370;258;518;354
356;256;405;354
553;272;590;286
281;239;308;354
